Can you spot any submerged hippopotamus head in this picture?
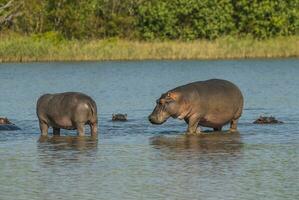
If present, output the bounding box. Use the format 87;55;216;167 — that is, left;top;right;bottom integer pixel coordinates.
148;92;186;124
0;117;11;125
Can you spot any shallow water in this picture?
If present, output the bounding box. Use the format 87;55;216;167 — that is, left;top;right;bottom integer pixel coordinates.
0;59;299;200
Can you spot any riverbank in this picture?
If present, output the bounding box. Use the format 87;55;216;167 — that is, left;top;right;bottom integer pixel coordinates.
0;34;298;62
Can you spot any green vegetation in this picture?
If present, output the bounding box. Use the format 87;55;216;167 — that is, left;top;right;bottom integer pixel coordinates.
1;33;298;62
0;0;298;61
1;0;298;40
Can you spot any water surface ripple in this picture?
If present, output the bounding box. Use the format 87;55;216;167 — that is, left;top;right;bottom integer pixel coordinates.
0;59;298;200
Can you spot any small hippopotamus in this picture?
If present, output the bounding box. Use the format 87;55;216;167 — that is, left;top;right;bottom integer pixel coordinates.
0;117;12;125
112;114;128;121
36;92;98;137
148;79;244;134
253;116;283;124
0;117;20;130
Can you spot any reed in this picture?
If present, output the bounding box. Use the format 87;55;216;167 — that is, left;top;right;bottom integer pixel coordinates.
0;33;298;62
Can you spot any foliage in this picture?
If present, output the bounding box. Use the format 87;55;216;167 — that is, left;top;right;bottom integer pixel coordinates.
45;0;97;39
232;0;299;38
0;0;298;40
94;0;142;38
137;0;235;40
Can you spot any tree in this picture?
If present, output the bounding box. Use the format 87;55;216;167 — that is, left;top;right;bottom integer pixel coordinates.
0;0;23;29
232;0;299;38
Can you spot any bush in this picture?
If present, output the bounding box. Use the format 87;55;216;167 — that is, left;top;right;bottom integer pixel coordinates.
137;0;235;40
1;0;298;40
94;0;138;38
45;0;96;39
232;0;299;38
31;31;65;44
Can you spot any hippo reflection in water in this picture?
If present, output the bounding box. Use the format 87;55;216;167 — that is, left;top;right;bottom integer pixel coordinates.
150;131;242;153
38;135;98;151
38;136;98;165
149;79;244;134
36;92;98;137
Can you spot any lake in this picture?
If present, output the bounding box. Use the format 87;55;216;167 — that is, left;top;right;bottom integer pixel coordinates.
0;59;298;200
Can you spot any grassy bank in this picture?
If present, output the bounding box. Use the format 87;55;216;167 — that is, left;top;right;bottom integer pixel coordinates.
0;34;298;62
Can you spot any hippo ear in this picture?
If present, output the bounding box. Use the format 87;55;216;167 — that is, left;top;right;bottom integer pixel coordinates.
166;92;179;101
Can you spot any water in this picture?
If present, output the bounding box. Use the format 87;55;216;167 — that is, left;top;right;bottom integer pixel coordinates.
0;59;298;200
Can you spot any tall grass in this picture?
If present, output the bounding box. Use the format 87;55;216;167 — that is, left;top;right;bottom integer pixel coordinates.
0;33;298;62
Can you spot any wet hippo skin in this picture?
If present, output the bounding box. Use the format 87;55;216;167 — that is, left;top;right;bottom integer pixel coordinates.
0;117;21;131
36;92;98;137
148;79;244;134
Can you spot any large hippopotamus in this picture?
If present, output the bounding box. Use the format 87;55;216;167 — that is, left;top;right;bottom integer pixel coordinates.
148;79;243;134
36;92;98;137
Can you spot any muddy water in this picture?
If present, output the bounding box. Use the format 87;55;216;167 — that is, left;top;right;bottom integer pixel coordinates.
0;59;298;200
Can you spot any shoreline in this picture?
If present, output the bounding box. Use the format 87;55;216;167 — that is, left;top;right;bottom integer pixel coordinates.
1;56;298;64
1;35;298;63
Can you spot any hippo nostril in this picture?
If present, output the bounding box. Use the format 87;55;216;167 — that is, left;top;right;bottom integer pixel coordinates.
148;116;153;122
148;115;157;123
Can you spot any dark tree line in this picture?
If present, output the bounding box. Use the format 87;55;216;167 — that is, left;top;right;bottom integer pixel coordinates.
0;0;298;40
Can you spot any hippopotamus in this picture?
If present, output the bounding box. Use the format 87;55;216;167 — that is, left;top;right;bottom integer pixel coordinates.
0;117;21;131
112;113;128;121
0;117;12;125
253;116;283;124
36;92;98;137
148;79;243;134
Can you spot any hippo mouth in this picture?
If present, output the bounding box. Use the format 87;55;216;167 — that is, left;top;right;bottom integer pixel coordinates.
148;116;167;125
149;120;165;125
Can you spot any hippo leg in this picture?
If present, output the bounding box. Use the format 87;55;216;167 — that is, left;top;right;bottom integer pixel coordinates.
214;127;222;131
229;119;238;132
76;122;85;136
186;116;201;134
39;121;48;136
90;123;97;137
53;127;60;135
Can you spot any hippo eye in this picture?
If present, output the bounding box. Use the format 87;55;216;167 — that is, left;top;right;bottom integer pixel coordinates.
165;99;174;104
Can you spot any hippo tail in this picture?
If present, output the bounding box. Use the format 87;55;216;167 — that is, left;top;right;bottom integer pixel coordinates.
88;100;98;122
